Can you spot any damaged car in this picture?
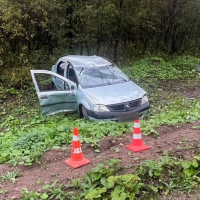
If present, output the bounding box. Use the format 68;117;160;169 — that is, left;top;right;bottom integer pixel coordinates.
30;55;150;121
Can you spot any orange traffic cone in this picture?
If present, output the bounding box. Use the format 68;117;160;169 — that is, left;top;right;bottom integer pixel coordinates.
65;127;90;169
126;120;150;152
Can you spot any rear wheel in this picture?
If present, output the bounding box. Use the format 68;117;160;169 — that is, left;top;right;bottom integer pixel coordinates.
82;106;89;120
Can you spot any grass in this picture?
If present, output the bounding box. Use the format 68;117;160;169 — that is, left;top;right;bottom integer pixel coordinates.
1;171;20;184
1;55;200;198
142;97;200;136
0;112;132;165
1;56;200;165
1;93;200;165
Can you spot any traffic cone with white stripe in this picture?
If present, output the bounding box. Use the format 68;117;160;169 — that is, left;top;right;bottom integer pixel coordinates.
65;127;90;169
126;120;150;152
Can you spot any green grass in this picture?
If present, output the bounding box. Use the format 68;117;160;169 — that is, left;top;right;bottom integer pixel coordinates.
1;95;200;165
1;171;19;184
142;97;200;136
1;55;200;166
0;112;132;165
123;56;200;103
123;56;200;83
1;55;200;199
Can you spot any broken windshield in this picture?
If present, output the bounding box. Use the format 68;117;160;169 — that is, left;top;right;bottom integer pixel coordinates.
75;66;129;88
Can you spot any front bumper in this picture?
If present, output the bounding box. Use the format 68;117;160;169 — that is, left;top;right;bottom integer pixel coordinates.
87;102;150;121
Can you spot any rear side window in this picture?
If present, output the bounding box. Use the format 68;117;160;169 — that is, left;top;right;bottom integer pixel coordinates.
57;62;67;76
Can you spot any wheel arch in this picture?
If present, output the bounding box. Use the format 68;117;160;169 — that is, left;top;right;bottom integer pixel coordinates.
79;104;83;117
78;100;91;118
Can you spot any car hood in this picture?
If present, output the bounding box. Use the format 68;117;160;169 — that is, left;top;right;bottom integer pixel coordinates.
83;81;145;105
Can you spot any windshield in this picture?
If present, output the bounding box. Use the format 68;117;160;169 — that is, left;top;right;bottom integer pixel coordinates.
74;65;129;88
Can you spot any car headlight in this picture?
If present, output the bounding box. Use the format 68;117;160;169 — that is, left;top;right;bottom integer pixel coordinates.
141;95;149;105
94;105;110;112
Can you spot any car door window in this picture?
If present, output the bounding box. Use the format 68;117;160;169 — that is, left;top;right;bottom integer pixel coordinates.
35;73;70;91
57;62;67;77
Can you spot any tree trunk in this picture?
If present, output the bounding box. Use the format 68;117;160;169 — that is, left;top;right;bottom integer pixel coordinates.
114;39;119;63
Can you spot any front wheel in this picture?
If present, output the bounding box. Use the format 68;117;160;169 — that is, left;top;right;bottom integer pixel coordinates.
82;106;89;120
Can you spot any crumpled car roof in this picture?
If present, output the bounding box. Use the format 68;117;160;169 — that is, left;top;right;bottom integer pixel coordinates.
57;55;112;68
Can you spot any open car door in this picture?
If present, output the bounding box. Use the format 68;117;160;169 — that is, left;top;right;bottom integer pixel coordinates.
30;70;77;115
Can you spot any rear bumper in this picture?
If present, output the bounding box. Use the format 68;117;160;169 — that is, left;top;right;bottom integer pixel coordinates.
87;102;150;121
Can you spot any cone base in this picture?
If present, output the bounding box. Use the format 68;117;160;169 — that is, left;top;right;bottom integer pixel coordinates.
126;144;150;152
65;157;91;169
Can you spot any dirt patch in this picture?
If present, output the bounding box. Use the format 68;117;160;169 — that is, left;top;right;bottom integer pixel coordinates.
1;121;200;199
159;189;200;200
161;80;200;99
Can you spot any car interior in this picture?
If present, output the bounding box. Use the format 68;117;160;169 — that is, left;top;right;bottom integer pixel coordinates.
68;66;79;86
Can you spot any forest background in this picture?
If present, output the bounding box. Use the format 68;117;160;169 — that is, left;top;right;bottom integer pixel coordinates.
1;0;200;74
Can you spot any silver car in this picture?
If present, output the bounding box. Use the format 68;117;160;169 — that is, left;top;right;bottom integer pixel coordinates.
30;55;149;121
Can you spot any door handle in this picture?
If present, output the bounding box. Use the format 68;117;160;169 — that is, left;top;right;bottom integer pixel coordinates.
41;95;48;99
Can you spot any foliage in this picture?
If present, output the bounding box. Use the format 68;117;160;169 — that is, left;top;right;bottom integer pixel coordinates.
1;0;200;69
142;97;200;136
21;180;74;200
0;112;132;165
0;190;7;195
0;67;33;89
85;174;141;200
122;56;200;136
2;95;200;165
1;171;19;184
0;55;200;168
123;56;200;83
19;155;200;199
0;0;51;69
1;1;200;197
137;155;200;194
1;56;200;165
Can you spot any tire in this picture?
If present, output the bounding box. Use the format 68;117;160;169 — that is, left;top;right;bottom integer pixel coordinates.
82;106;89;120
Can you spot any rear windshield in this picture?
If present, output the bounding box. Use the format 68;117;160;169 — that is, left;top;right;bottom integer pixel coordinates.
74;65;129;88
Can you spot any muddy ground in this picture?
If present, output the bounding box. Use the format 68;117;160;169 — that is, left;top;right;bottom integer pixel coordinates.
1;120;200;199
162;80;200;99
